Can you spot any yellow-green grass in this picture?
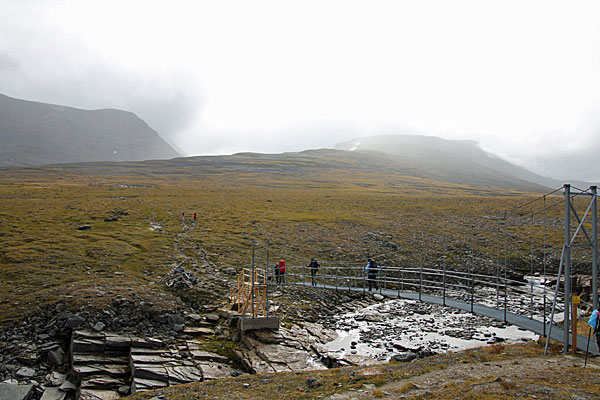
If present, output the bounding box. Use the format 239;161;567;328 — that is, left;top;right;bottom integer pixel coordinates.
0;162;570;326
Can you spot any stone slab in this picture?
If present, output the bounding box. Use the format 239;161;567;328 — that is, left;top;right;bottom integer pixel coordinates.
130;354;173;364
197;362;239;380
78;389;120;400
131;364;169;382
130;378;168;395
72;353;129;365
73;364;129;378
81;376;126;390
71;339;105;354
40;387;67;400
165;365;203;384
183;327;215;335
189;350;229;364
73;330;105;340
0;383;34;400
104;334;132;348
130;347;166;356
238;316;280;332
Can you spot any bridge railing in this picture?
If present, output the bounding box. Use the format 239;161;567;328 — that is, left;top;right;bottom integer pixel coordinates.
275;264;561;329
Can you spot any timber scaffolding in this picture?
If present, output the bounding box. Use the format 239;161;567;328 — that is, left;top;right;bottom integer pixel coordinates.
240;184;600;354
229;241;279;332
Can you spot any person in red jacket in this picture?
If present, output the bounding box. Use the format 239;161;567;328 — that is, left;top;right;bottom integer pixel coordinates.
278;260;286;284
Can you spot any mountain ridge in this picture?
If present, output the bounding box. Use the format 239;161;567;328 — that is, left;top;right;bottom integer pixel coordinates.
0;93;180;166
335;134;594;189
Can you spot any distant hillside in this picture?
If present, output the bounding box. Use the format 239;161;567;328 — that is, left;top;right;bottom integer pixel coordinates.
0;93;180;166
2;148;550;194
335;135;577;190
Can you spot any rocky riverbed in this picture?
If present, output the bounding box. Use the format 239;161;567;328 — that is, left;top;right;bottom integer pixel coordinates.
322;297;539;363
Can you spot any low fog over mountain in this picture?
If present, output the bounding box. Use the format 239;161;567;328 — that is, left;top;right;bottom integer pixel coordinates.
0;93;179;166
335;135;593;190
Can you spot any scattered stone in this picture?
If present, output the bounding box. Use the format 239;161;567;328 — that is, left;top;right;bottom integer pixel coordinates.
205;314;219;323
159;264;198;288
15;367;35;378
373;294;384;301
243;383;251;389
183;327;214;336
64;315;85;329
92;322;106;332
46;371;66;387
77;225;92;231
117;385;130;395
306;378;321;388
187;314;202;322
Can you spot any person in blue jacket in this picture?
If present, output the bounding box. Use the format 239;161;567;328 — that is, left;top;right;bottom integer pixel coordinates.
365;258;379;291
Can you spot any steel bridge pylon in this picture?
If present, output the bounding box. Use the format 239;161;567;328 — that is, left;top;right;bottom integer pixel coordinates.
548;184;598;354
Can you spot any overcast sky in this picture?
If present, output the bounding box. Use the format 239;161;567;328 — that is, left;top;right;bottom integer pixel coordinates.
1;1;600;181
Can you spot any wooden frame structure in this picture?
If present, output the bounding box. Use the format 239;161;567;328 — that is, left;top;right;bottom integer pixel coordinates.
229;267;268;318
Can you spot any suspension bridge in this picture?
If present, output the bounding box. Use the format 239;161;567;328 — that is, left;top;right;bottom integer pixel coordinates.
232;184;600;355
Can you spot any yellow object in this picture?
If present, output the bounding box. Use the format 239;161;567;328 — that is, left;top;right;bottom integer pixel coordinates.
573;295;581;305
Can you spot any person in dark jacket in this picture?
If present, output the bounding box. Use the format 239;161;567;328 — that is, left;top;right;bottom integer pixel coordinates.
365;258;379;291
308;259;320;286
274;262;281;284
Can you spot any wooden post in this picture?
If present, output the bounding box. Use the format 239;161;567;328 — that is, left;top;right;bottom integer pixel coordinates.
573;295;580;354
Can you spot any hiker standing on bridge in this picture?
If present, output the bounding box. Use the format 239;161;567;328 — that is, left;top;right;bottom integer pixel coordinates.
278;259;286;284
365;258;379;291
274;263;281;283
308;259;320;286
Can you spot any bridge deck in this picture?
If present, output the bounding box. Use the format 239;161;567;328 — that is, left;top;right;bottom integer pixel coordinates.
291;281;599;356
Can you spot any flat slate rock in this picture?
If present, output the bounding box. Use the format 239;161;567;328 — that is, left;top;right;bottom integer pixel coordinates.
131;364;169;382
73;364;129;378
15;367;36;378
71;339;105;353
104;335;132;348
72;353;129;365
130;378;168;394
73;330;106;340
0;383;34;400
78;389;120;400
130;347;166;356
183;327;214;335
81;376;126;390
189;350;229;364
130;354;173;364
166;365;203;384
198;362;239;380
39;387;67;400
